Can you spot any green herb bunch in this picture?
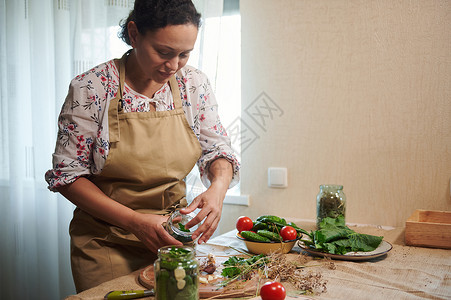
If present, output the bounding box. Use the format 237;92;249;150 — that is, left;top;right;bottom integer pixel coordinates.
303;216;383;255
220;254;268;286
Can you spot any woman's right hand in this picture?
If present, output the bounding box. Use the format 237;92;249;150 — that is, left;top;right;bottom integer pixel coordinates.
129;213;183;253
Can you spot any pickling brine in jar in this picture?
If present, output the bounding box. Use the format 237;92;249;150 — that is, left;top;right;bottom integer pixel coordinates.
316;184;346;228
154;245;199;300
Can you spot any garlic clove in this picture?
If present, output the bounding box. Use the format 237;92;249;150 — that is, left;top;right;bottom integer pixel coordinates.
177;279;186;290
174;266;186;280
199;276;209;284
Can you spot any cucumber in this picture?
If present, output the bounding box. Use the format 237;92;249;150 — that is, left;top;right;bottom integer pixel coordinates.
256;215;287;227
156;269;169;300
241;231;271;242
167;276;177;300
251;221;269;231
184;274;193;286
288;221;309;236
257;230;282;241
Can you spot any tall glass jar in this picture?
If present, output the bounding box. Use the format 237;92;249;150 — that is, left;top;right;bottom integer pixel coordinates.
154;246;199;300
316;184;346;228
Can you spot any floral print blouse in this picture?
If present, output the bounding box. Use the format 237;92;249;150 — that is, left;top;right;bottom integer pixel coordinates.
45;60;240;191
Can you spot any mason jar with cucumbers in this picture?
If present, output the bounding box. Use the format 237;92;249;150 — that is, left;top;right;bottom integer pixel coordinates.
154;245;199;300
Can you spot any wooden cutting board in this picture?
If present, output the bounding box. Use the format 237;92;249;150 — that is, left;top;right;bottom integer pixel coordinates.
138;256;263;299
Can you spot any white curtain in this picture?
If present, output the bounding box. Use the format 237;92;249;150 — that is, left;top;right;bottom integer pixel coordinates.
0;0;226;299
187;0;243;201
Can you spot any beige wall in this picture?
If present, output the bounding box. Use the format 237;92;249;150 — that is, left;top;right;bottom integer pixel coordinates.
218;0;451;233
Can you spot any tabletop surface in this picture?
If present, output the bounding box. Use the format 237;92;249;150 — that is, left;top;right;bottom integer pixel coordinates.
65;219;451;300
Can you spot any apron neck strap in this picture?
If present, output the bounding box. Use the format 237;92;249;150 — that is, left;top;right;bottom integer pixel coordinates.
108;50;131;143
117;49;130;103
168;75;183;110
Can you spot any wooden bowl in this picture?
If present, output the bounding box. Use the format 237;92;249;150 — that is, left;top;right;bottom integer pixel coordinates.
236;232;300;255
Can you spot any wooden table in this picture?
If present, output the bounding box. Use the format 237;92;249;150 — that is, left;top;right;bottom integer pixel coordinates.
65;220;451;300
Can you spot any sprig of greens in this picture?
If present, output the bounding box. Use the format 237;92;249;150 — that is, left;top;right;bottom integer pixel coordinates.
219;254;268;286
178;223;190;232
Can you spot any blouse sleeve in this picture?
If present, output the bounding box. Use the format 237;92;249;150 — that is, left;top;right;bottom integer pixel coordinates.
196;75;240;189
45;73;108;191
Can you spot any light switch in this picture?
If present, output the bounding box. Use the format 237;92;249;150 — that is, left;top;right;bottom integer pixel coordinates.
268;167;288;188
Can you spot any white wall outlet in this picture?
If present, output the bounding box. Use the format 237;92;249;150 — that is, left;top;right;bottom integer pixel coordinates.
268;167;288;188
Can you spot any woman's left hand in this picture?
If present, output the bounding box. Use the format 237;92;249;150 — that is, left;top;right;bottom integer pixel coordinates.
180;158;233;244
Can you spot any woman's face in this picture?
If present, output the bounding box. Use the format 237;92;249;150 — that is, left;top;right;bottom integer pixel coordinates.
129;23;198;83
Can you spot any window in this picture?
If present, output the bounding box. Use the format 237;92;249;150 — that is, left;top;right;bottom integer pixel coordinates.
186;0;244;203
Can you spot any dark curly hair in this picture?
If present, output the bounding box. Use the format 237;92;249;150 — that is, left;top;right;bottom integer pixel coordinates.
119;0;202;46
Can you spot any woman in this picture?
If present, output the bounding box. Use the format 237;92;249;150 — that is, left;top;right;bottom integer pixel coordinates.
45;0;239;292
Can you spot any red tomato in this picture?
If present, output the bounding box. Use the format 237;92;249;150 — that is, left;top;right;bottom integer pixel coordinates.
236;216;253;233
280;226;297;241
260;281;286;300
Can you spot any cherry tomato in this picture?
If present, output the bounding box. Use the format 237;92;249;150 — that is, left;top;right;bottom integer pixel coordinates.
260;281;286;300
280;225;297;241
236;216;253;233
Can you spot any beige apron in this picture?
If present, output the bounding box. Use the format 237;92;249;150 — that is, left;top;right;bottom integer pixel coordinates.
69;51;202;292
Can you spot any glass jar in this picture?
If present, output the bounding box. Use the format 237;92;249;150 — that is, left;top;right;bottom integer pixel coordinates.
164;210;199;247
154;245;199;300
316;184;346;228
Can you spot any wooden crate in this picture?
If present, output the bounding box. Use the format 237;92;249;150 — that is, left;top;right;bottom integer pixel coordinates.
405;210;451;249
